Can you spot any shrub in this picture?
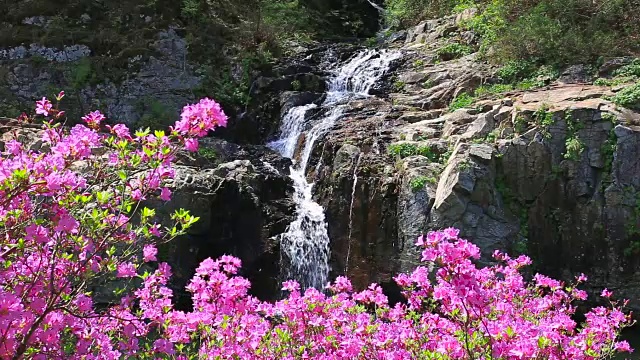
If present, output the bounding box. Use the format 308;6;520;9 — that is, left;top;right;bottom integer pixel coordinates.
449;92;475;111
564;113;585;161
496;60;536;84
436;42;474;61
611;83;640;110
384;0;459;28
388;143;440;162
410;175;436;191
613;59;640;78
564;137;585;161
0;92;226;358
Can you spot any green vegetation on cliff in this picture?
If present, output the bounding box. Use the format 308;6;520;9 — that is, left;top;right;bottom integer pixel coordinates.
385;0;640;66
0;0;378;114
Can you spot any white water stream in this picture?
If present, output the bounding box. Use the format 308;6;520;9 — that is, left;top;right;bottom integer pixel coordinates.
268;49;401;290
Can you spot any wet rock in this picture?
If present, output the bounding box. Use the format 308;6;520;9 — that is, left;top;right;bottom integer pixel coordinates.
280;91;324;116
150;142;296;306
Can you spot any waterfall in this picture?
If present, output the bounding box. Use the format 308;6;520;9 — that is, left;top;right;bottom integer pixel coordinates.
366;0;386;16
345;153;362;273
366;0;390;36
267;103;318;159
268;49;401;290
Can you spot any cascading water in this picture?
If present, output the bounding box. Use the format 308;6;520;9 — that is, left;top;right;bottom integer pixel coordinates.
269;49;401;290
366;0;386;14
366;0;391;37
268;104;318;159
345;153;362;273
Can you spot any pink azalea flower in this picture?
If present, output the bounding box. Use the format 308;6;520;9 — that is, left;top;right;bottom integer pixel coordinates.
117;262;137;278
159;187;172;201
82;110;106;128
184;138;198;152
35;97;52;116
143;244;158;262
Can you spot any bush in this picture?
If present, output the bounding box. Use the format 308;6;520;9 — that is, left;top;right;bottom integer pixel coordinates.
613;59;640;78
410;175;436;191
0;92;225;358
472;0;640;66
388;143;439;161
496;60;537;84
436;42;474;61
611;83;640;110
449;92;475;111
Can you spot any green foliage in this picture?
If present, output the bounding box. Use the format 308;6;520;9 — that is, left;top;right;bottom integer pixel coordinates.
410;175;437;191
594;61;640;87
70;58;92;89
137;99;175;131
388;143;439;162
422;80;434;88
457;159;471;171
384;0;461;28
492;62;559;91
496;60;536;84
436;43;473;61
474;84;513;97
611;83;640;111
291;80;302;91
198;147;218;160
564;137;585;161
601;114;618;184
613;59;640;78
449;93;475;111
393;80;406;92
450;1;638;68
533;105;555;138
513;115;528;134
624;191;640;256
563;113;585;161
452;0;475;13
439;145;454;165
30;55;49;67
594;76;637;87
473;128;501;144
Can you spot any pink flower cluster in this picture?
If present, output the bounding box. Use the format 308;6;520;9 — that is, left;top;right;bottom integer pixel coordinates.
0;94;633;359
173;98;228;152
